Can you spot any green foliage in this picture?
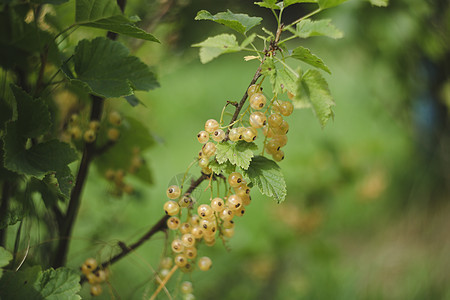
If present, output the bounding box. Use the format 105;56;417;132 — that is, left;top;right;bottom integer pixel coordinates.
195;10;262;35
289;19;343;39
0;247;12;279
216;141;257;170
261;57;297;95
192;34;245;64
317;0;349;9
71;37;159;98
244;155;287;203
291;46;331;74
75;0;159;42
209;159;235;175
294;69;335;128
0;266;81;299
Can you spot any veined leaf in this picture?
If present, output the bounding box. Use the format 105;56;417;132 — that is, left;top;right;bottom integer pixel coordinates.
195;10;262;35
290;19;343;39
75;0;159;42
244;155;286;203
254;0;280;10
72;37;159;98
192;34;242;64
0;247;12;279
291;46;331;74
209;159;235;175
215;141;257;170
294;69;335;128
261;57;298;95
284;0;317;7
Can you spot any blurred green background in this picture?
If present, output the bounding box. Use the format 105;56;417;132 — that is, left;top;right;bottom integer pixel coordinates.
47;0;450;299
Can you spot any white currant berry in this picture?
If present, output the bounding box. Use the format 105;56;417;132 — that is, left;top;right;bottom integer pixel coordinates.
159;268;170;279
175;254;188;267
249;93;266;110
220;208;234;221
189;214;200;226
211;197;225;212
163;200;180;216
278;120;289;135
69;113;79;124
229;128;241;142
265;141;280;154
268;113;283;128
179;222;192;234
247;84;260;97
228;172;243;187
90;284;102;296
184;246;197;259
70;126;82;140
83;258;98;273
249;111;267;128
233;184;250;197
198;256;212;271
204;119;219;133
107;128;120;141
86;272;97;284
279;100;294;116
222;227;235;238
94;270;107;283
202;142;216;157
171;239;184;253
212;129;225;142
191;226;204;239
160;257;173;269
222;219;235;229
242;194;252;206
227;194;243;210
197;204;214;219
167;216;180;230
166;185;181;199
89;120;101;131
181;281;193;294
272;149;285;162
262;125;275;138
197;131;209;143
272;135;288;147
198;158;209;169
242;127;257;142
234;207;246;217
179;195;192;207
181;233;196;248
202;167;213;175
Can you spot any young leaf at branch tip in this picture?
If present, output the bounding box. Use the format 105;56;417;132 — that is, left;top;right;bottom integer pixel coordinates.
244;156;287;203
261;57;298;95
75;0;159;42
254;0;282;10
294;69;335;128
283;0;318;7
72;37;159;98
192;34;242;64
195;10;262;35
290;46;331;74
215;141;257;170
288;19;343;39
208;159;235;175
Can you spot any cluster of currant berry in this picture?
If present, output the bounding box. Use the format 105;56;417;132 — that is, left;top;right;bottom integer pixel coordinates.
105;168;134;195
65;111;122;144
80;258;109;296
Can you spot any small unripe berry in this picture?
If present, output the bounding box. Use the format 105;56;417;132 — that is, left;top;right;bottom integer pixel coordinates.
198;256;212;271
108;111;121;125
223;227;235;238
166;185;181;199
84;258;98;272
70;127;82;140
83;129;96;143
89;120;101;131
249;93;266;110
204;119;219;133
163;200;180;216
179;195;192;207
197;131;209;143
107;128;120;141
160;257;173;269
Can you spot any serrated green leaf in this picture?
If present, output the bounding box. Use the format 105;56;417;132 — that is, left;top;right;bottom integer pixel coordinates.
284;0;317;7
0;266;81;299
95;117;154;184
215;141;257;170
244;155;286;203
317;0;348;8
289;19;343;39
291;46;331;74
10;85;51;138
75;0;159;42
3;123;78;178
209;159;235;175
368;0;388;6
36;268;81;300
192;34;242;64
294;69;335;128
54;166;74;198
0;247;12;279
254;0;280;9
72;37;159;98
195;10;262;35
261;57;298;94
